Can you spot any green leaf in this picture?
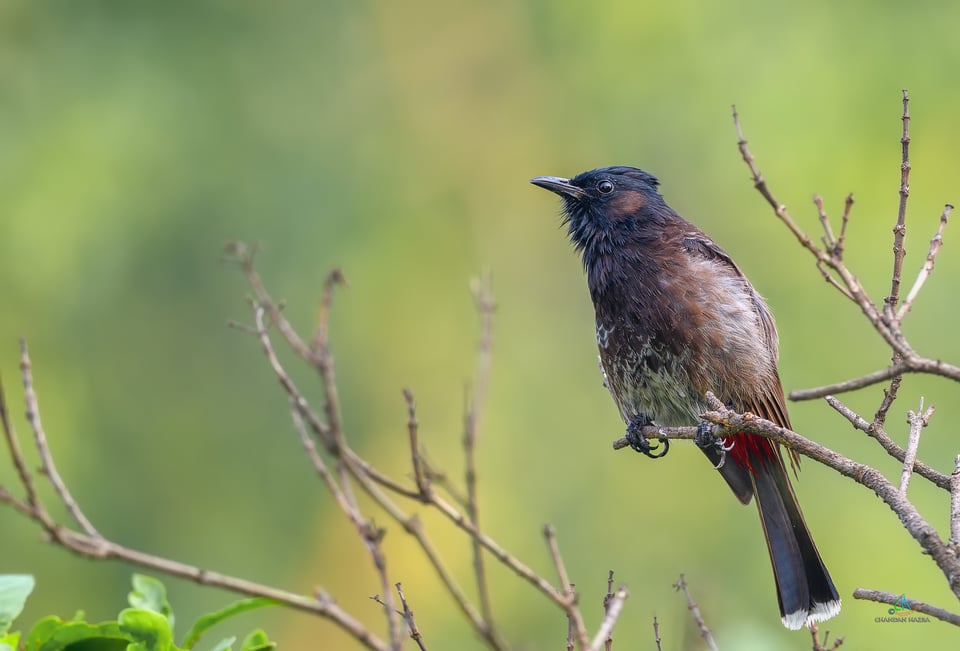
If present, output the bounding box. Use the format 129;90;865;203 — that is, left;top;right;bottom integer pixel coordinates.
208;637;235;651
181;599;277;650
0;575;35;634
129;575;175;630
240;630;275;651
118;608;176;651
0;630;20;651
22;616;129;651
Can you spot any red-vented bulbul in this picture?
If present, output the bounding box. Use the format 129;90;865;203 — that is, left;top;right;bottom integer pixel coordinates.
531;166;840;629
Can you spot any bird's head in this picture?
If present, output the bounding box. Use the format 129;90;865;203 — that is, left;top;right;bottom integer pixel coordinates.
530;166;667;256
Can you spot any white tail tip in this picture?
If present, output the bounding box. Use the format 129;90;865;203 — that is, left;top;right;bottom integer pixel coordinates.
781;599;842;630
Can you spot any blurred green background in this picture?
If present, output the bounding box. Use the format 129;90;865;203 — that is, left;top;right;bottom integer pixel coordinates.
3;0;960;648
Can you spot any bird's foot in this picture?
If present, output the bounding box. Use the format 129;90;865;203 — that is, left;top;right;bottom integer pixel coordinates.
695;421;734;468
625;414;669;459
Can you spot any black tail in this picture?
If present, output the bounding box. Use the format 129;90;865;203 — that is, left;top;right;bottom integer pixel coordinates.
753;461;840;629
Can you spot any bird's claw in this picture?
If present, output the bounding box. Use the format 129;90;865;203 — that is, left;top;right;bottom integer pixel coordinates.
695;421;734;468
625;414;670;459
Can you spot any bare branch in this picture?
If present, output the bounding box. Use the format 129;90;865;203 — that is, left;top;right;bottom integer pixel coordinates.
403;389;430;498
614;394;960;599
734;108;908;358
899;399;934;494
252;305;402;649
652;616;662;651
873;373;903;429
20;339;102;540
601;571;615;651
611;425;696;450
789;356;960;401
809;622;844;651
0;485;39;520
673;575;718;651
464;273;497;633
790;369;893;400
814;195;838;250
825;395;950;491
396;583;427;651
544;524;589;649
897;203;952;321
225;242;317;362
0;373;50;527
884;89;912;320
734;106;825;260
824;395;872;430
590;585;628;651
951;455;960;549
814;259;856;301
835;193;855;257
853;588;960;626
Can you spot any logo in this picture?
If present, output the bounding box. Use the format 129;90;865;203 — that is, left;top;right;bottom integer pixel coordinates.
874;594;931;623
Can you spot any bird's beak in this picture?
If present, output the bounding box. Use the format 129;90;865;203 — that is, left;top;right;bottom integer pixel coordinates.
530;176;587;199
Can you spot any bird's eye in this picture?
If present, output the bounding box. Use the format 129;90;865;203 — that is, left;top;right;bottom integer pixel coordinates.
597;180;614;194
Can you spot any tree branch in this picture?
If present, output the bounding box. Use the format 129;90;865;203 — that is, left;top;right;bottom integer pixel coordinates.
853;588;960;626
824;395;950;491
884;89;912;320
613;393;960;601
673;575;717;651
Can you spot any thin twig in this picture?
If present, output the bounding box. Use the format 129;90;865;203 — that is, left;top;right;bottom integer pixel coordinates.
814;259;855;301
809;622;844;651
897;204;952;321
396;583;427;651
239;266;525;648
814;195;837;249
403;389;430;498
950;455;960;549
544;524;589;649
899;399;934;494
789;356;960;400
652;616;662;651
309;271;364;552
234;246;421;503
20;340;102;539
602;571;615;651
464;273;496;634
835;193;855;257
244;258;544;646
733;107;906;357
734;106;823;260
673;575;718;651
418;455;468;507
853;588;960;626
824;395;950;491
226;243;317;363
885;89;912;321
0;374;49;523
0;486;39;519
589;586;628;651
873;374;903;429
250;302;500;647
252;305;402;650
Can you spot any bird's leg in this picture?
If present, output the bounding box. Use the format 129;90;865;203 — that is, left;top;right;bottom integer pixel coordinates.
625;413;669;459
695;421;735;469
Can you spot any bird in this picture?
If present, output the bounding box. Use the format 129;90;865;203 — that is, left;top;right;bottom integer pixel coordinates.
531;166;840;630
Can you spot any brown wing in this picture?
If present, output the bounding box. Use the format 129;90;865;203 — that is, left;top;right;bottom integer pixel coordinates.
682;233;800;471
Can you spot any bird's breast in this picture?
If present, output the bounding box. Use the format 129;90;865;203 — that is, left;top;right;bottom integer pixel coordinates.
591;252;775;425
